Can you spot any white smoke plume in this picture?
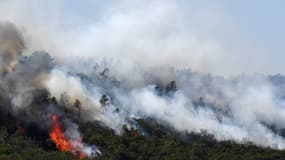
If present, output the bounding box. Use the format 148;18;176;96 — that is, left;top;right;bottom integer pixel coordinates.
0;0;271;76
44;64;285;149
0;0;284;153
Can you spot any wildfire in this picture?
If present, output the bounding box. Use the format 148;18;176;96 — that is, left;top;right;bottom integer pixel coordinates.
49;114;86;159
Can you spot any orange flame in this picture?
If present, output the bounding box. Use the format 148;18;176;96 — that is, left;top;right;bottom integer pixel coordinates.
49;114;86;159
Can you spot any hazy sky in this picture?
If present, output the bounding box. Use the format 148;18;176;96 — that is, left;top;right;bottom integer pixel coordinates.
0;0;284;75
221;0;285;71
61;0;285;52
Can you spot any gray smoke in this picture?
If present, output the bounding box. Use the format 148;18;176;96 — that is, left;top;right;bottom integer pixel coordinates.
0;22;25;75
44;62;285;149
0;0;273;76
0;0;284;154
0;21;100;158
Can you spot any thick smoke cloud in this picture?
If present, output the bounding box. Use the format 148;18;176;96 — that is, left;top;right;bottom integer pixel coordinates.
44;63;285;149
0;21;99;157
0;0;271;76
0;22;25;75
0;0;285;154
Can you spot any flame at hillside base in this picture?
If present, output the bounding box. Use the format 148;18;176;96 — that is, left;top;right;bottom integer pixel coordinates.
49;114;101;159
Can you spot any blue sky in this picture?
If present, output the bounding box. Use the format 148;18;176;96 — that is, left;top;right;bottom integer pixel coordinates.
209;0;284;74
221;0;285;61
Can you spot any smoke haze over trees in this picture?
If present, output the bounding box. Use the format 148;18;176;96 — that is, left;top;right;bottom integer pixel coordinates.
0;0;285;159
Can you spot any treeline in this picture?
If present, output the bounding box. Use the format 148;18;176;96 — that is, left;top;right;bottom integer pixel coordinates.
81;119;285;160
0;108;285;160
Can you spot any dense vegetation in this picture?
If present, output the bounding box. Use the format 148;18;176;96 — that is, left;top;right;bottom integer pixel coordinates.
0;108;285;160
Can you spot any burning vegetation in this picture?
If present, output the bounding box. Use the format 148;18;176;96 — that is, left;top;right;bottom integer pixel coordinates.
1;13;285;159
49;114;86;159
48;113;101;159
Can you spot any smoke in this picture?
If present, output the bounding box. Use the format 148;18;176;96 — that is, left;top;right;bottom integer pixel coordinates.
0;0;270;76
0;21;101;157
0;22;25;75
43;64;285;149
0;0;285;156
49;114;101;158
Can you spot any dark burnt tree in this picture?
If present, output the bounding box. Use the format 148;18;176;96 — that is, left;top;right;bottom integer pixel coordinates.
99;95;109;109
74;99;82;118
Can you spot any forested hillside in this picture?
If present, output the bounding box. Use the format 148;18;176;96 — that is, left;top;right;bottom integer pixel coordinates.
0;107;284;160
